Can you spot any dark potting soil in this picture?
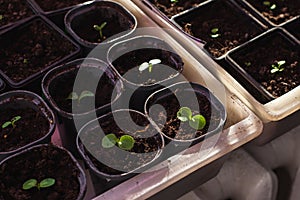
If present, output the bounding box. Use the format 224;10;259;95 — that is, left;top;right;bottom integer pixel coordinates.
0;145;81;200
285;19;300;40
71;8;135;43
33;0;88;12
49;67;116;114
231;32;300;98
0;0;34;28
248;0;300;25
112;49;183;85
79;111;162;175
0;106;50;152
0;19;76;84
148;88;221;141
148;0;206;18
176;0;264;58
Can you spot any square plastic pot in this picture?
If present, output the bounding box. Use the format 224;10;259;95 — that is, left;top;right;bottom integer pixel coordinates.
171;0;266;60
107;35;184;112
226;28;300;103
0;144;87;200
0;90;56;161
0;15;80;93
77;109;164;181
283;16;300;41
64;0;137;51
42;58;123;156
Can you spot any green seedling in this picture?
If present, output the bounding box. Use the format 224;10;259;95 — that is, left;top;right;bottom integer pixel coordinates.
210;28;221;38
271;60;285;73
2;116;21;129
171;0;179;3
263;1;276;10
23;59;28;64
102;133;135;151
23;178;55;190
138;59;161;72
0;15;3;21
93;22;107;39
244;61;251;67
66;90;94;104
177;107;206;130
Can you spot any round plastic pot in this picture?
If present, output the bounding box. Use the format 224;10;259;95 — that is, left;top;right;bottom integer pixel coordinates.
64;0;137;51
42;58;123;156
77;109;165;181
0;144;86;200
0;15;81;94
144;81;227;146
0;90;56;161
107;35;184;112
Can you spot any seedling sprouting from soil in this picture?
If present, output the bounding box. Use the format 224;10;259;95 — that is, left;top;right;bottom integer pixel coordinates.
66;90;94;104
2;116;21;129
102;133;135;151
210;28;221;38
171;0;179;3
0;15;3;21
263;1;276;10
22;178;55;190
177;107;206;130
23;59;28;64
138;59;161;72
93;22;107;40
244;61;251;67
271;60;285;73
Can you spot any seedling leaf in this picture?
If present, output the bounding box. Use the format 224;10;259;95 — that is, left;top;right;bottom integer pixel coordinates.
78;90;94;102
39;178;55;188
118;135;135;151
263;1;271;6
23;179;37;190
149;59;161;65
189;114;206;130
2;121;12;129
66;92;78;100
270;4;276;9
139;62;150;72
177;107;193;122
102;133;118;148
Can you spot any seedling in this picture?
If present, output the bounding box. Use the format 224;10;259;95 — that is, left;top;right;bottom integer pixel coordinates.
2;116;21;129
244;61;251;67
102;133;135;151
23;59;28;64
138;59;161;72
177;107;206;130
171;0;179;3
271;60;285;73
22;178;55;190
93;22;107;39
0;15;3;21
210;28;221;38
263;1;276;10
66;90;94;104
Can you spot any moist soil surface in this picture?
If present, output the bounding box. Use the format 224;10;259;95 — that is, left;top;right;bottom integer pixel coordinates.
147;88;221;141
0;145;81;200
248;0;300;25
112;49;183;85
49;66;117;114
0;19;76;85
79;111;163;175
0;106;50;152
71;7;135;43
230;32;300;98
175;0;264;58
285;18;300;40
33;0;88;12
0;0;34;28
148;0;206;18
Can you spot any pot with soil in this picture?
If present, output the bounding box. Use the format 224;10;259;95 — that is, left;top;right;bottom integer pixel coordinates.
0;0;35;31
0;144;86;200
239;0;300;26
77;109;164;180
64;0;137;52
226;28;300;103
0;16;80;93
107;35;184;111
144;81;226;147
172;0;266;59
283;17;300;41
42;58;123;156
0;90;55;161
144;0;207;18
